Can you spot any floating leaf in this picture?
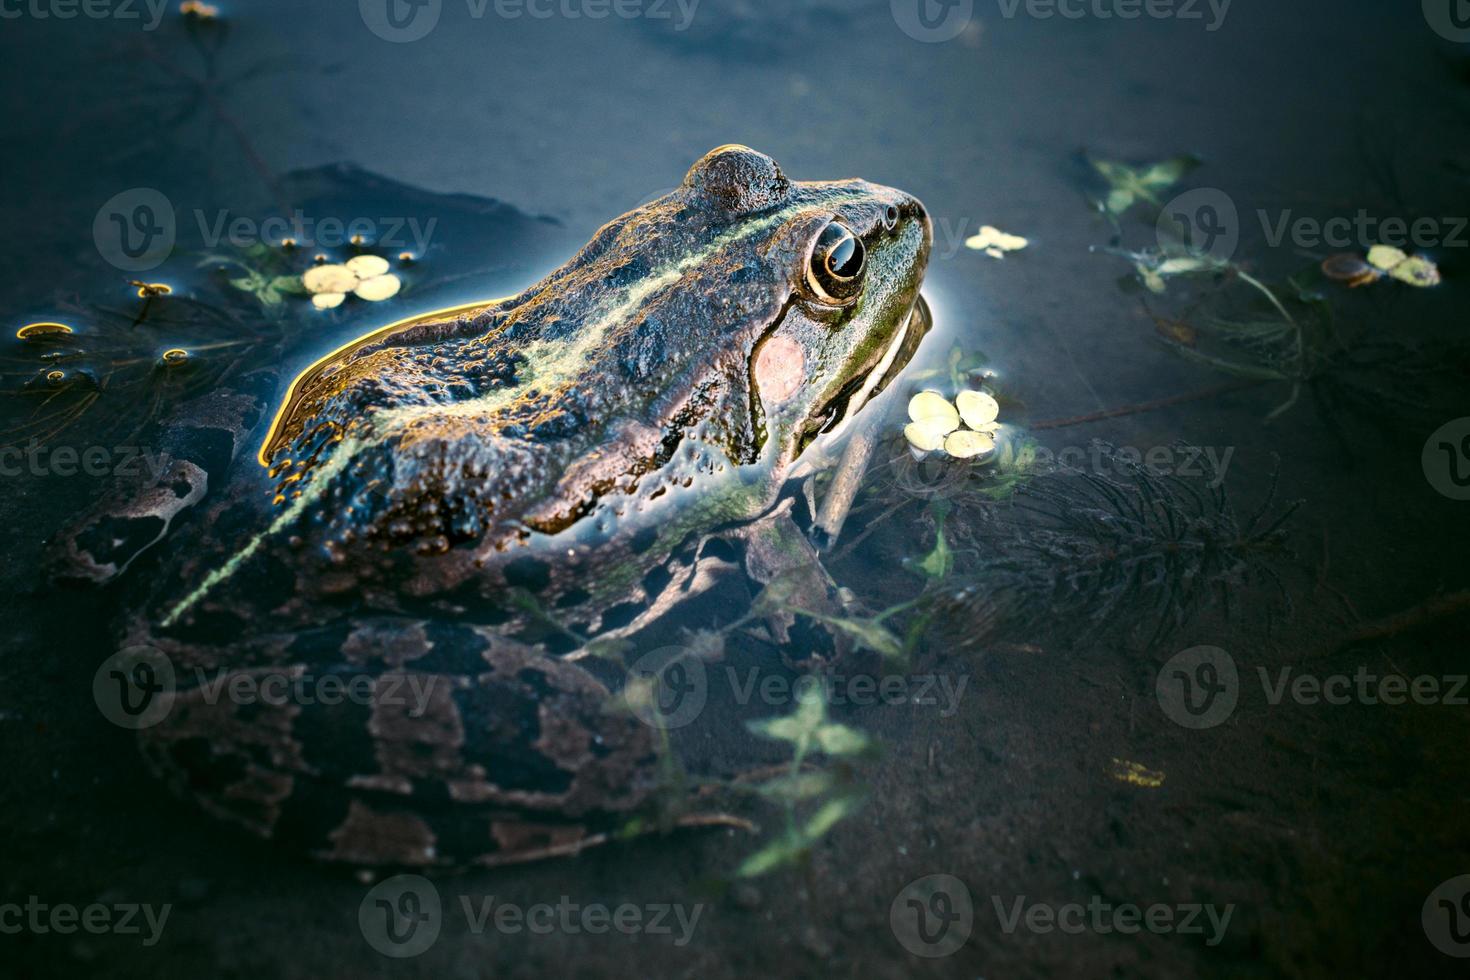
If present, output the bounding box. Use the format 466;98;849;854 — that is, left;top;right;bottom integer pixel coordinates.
964;225;1029;258
311;292;346;310
1366;244;1409;271
354;273;402;302
903;421;948;452
907;390;960;433
346;254;391;278
943;429;996;460
1386;255;1441;288
302;264;357;294
955;389;999;428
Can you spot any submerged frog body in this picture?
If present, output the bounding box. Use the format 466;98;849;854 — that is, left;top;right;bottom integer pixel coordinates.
55;146;932;868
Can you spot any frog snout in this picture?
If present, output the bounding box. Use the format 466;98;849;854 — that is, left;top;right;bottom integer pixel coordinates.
883;193;931;246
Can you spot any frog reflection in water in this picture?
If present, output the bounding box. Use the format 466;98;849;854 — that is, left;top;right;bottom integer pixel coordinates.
56;146;933;867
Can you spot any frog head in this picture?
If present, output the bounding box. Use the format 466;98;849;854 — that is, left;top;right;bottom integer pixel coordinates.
674;144;934;468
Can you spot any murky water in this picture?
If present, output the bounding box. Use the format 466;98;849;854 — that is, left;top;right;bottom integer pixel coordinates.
3;2;1469;977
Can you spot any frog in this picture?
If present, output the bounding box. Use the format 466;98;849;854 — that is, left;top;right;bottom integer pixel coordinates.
50;145;933;868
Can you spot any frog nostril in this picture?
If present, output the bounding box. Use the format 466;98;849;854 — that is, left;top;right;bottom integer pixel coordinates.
883;205;900;231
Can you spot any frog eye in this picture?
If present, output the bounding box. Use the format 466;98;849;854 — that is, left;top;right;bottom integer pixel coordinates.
805;221;866;305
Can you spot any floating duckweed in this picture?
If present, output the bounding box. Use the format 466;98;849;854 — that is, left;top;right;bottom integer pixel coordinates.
160;348;190;365
903;421;948;452
302;258;402;306
903;387;1004;459
350;234;368;247
1365;245;1441;288
313;253;329;264
180;0;220;18
346;254;390;279
1367;245;1408;271
907;390;960;434
133;281;172;298
943;429;996;459
280;237;298;249
302;264;358;295
354;273;402;302
955;389;1000;429
1387;255;1441;288
398;252;416;264
17;321;74;340
965;225;1029;260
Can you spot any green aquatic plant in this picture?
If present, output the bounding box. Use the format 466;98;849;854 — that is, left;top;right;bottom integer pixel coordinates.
914;499;955;581
605;641;876;879
1085;152;1458;431
1117;248;1466;430
1084;152;1201;220
734;687;872;878
927;443;1301;650
198;243;308;313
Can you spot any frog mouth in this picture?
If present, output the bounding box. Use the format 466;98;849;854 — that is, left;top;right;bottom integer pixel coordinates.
804;295;933;447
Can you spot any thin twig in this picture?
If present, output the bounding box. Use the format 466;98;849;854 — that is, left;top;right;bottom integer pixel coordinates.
1031;379;1265;431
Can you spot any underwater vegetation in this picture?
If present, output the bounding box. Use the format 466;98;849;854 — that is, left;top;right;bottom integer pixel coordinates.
1082;151;1466;438
923;443;1301;650
3;237;419;449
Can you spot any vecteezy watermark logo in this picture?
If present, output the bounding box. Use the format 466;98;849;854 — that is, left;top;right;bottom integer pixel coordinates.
891;0;973;42
0;442;169;480
0;0;169;30
994;0;1231;31
1424;0;1470;43
626;646;708;730
361;0;699;41
1156;645;1238;730
93;646;176;730
360;875;442;958
993;895;1233;946
1424;875;1470;958
360;0;443;42
1259;210;1468;251
359;877;704;956
1258;666;1468;707
194;210;438;251
729;670;968;717
94;188;175;273
1423;418;1470;501
0;897;172;947
1157;187;1240;263
890;874;973;958
1160;650;1469;727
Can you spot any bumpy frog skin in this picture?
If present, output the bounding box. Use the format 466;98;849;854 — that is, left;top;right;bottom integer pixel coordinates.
52;146;933;868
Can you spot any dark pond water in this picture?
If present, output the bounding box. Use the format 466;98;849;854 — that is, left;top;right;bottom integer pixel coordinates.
3;2;1469;977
